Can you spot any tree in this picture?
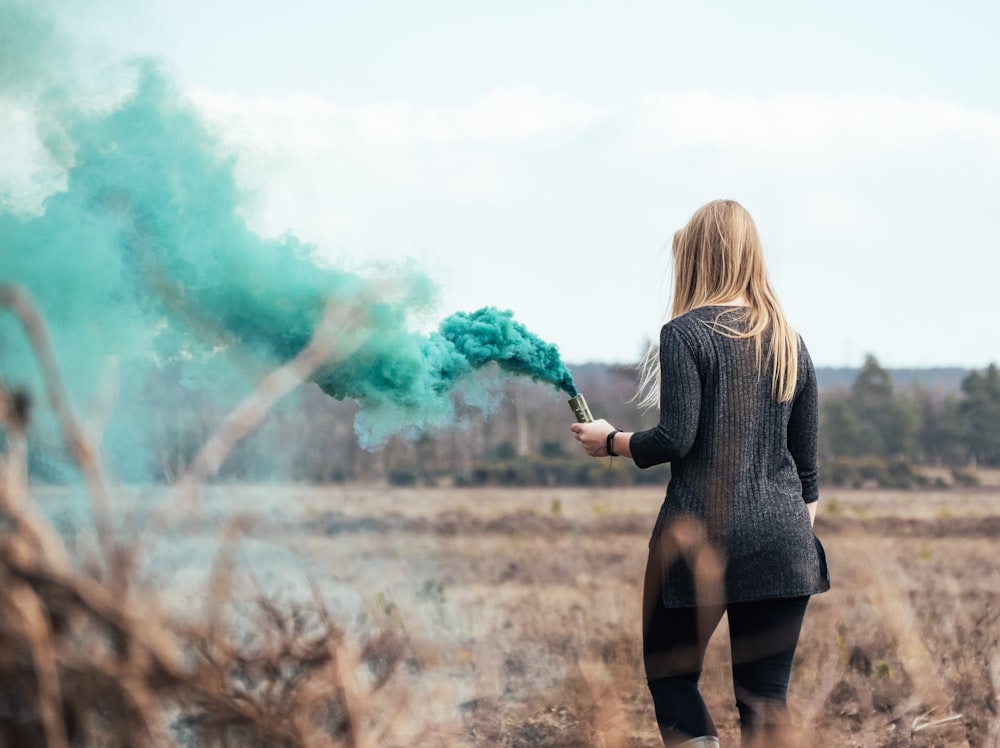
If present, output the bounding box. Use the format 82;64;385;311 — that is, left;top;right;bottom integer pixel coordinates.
957;364;1000;466
819;393;861;458
915;387;966;466
819;355;924;464
885;390;922;460
850;355;895;457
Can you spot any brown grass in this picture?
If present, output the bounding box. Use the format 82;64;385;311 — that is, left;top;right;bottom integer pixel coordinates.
264;485;999;747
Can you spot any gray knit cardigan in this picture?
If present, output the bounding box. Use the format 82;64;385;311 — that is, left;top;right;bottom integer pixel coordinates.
630;306;831;607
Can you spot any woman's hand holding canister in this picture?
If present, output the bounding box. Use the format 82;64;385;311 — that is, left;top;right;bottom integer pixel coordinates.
570;418;617;457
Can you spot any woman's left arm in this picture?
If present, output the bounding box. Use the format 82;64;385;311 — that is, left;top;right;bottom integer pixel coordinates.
788;341;820;506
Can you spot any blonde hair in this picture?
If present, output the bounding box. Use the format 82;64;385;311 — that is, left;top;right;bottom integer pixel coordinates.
636;199;799;409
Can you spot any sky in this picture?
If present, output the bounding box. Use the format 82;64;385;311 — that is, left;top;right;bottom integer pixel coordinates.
6;0;1000;369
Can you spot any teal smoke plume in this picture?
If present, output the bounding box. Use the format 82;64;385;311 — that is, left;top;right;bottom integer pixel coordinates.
0;5;578;455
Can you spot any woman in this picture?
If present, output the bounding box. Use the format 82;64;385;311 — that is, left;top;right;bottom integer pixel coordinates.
571;199;829;748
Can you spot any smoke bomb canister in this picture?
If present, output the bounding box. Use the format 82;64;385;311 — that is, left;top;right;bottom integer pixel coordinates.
568;394;594;423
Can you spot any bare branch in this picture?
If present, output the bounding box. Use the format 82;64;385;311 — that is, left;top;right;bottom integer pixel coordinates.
0;284;122;582
176;298;371;497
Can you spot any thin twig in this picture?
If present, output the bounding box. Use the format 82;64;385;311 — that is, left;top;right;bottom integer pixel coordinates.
912;709;964;732
175;298;371;502
0;383;29;513
0;284;123;584
5;581;70;748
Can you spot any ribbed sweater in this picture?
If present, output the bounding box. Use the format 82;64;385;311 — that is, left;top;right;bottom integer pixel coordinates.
630;306;831;607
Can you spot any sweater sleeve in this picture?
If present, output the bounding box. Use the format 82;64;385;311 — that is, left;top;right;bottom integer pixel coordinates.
629;323;702;469
787;340;819;503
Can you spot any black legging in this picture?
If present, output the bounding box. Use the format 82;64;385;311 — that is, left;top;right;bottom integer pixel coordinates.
643;594;810;746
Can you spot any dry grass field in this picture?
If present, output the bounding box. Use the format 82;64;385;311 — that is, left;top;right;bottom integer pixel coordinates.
82;482;996;748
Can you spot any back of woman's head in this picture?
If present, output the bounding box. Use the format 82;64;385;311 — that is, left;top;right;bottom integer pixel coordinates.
637;199;800;407
671;199;764;317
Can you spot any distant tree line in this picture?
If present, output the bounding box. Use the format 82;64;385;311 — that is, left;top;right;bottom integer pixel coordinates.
819;355;1000;489
23;356;1000;489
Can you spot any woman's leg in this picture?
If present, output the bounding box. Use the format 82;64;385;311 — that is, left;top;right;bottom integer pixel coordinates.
726;596;810;747
643;548;725;746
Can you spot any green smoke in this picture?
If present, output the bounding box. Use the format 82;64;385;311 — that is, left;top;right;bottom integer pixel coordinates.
320;306;579;445
0;6;578;459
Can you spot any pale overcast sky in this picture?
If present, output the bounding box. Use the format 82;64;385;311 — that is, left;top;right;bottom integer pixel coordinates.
12;1;1000;368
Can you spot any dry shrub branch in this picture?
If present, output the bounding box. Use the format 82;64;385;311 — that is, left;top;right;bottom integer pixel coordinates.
0;284;403;747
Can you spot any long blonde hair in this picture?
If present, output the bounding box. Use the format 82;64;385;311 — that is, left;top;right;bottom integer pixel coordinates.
636;199;799;409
